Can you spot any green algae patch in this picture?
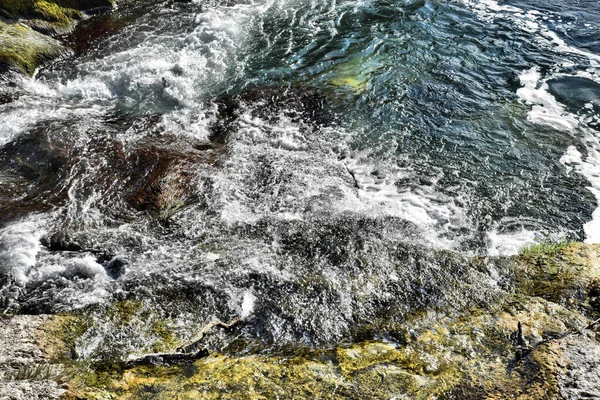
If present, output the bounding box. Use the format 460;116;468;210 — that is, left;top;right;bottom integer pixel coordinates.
318;55;383;95
0;20;65;74
0;0;86;35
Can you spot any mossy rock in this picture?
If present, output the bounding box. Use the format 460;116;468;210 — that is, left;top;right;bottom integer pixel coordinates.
0;0;116;75
0;19;65;74
0;0;113;19
515;243;600;308
0;0;86;35
21;244;600;399
55;301;582;399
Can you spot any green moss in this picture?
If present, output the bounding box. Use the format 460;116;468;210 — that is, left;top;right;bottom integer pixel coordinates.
1;0;84;18
149;320;179;353
0;20;65;74
108;299;144;323
33;0;81;25
0;0;83;31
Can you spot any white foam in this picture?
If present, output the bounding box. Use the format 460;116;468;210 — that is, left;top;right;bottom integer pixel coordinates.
209;106;470;248
0;0;258;147
486;228;537;257
517;68;600;243
462;0;600;242
466;0;600;66
240;289;255;319
516;67;579;131
336;157;469;248
560;143;600;243
0;218;111;307
0;219;46;285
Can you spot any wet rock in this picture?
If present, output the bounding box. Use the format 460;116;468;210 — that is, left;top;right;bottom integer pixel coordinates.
211;85;335;143
547;76;600;112
71;0;115;11
104;256;127;279
57;8;125;55
4;241;600;399
125;349;209;368
0;381;65;400
531;335;600;400
40;232;83;252
588;277;600;312
0;120;74;224
124;136;223;218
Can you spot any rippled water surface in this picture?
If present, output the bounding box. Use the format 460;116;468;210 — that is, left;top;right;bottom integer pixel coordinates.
1;0;600;348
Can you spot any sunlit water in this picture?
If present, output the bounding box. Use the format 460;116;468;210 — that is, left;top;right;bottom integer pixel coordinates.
1;0;600;350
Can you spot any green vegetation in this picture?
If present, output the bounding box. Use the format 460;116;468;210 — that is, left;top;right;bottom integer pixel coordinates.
0;20;64;74
0;0;116;74
519;239;572;255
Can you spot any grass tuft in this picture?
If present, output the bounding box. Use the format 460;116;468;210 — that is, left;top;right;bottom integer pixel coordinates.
519;240;572;256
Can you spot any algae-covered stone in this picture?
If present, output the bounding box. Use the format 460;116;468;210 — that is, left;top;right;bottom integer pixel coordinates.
0;0;116;75
50;244;600;399
0;20;65;74
3;244;600;399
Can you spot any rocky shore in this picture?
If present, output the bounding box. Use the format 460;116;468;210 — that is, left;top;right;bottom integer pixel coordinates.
1;244;599;399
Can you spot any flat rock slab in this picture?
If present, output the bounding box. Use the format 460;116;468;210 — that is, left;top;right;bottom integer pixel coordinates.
0;315;64;400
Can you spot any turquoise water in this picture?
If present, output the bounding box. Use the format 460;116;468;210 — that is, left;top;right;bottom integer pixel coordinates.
1;0;600;346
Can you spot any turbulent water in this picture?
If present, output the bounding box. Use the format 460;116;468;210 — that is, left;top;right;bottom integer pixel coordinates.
1;0;600;351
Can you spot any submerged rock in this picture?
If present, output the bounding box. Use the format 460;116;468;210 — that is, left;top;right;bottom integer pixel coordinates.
547;76;600;112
